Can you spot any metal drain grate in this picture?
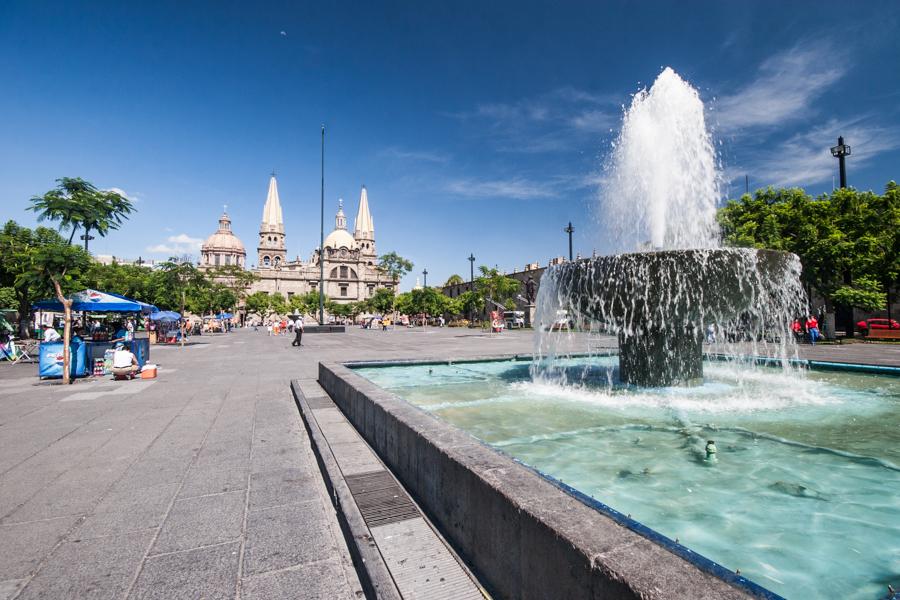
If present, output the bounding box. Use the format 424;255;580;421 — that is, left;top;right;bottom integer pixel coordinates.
306;395;334;409
345;470;420;528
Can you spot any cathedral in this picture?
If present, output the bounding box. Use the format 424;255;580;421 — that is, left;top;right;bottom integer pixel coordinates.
200;175;392;305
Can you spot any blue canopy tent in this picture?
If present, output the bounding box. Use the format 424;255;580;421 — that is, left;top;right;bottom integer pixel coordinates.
149;311;181;322
33;289;158;314
215;312;234;320
32;289;157;378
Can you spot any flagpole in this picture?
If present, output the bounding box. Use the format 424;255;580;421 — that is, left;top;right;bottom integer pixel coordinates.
319;125;325;325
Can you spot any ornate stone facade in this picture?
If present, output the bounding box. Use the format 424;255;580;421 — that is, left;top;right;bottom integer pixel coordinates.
201;175;391;304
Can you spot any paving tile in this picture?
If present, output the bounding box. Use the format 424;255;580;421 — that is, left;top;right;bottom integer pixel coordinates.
129;541;240;600
16;530;154;600
178;466;248;499
0;516;78;579
151;490;245;555
248;468;319;511
241;558;356;600
243;503;339;575
0;579;27;600
75;483;178;540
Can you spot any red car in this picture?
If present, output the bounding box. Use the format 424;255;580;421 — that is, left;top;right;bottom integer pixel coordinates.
856;318;900;331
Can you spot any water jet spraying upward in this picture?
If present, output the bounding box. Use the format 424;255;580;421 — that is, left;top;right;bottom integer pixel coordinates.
535;68;805;387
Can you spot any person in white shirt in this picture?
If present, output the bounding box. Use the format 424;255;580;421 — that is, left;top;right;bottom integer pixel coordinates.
291;317;304;347
42;325;61;343
112;343;139;379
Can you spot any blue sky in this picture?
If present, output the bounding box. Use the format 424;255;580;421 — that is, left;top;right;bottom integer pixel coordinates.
2;1;899;290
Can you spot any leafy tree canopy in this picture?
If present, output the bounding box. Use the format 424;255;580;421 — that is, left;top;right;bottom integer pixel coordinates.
718;182;899;311
378;251;413;282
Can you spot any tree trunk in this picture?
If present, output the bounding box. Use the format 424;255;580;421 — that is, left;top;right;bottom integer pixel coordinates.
51;277;73;385
16;293;31;339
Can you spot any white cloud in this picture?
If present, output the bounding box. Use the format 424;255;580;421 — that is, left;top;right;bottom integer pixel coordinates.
106;187;141;203
147;233;204;256
732;117;900;188
713;41;847;133
447;86;617;154
445;177;558;200
378;147;450;163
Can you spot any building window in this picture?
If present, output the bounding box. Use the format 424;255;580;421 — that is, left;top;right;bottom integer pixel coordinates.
225;255;231;266
263;256;270;266
340;286;347;297
368;285;374;296
274;256;281;267
287;292;294;299
340;266;348;279
214;254;220;266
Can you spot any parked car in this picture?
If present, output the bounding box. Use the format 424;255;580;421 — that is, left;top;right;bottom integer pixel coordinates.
503;310;525;329
856;318;900;332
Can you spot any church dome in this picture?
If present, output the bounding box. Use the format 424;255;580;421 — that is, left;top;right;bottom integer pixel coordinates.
201;212;246;268
203;213;245;252
323;228;357;250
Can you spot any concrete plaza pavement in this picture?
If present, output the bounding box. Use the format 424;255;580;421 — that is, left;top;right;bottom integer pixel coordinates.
0;326;897;599
0;326;537;600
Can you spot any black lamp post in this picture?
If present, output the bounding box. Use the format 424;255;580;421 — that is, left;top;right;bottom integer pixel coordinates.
422;268;428;288
564;222;574;261
468;253;475;289
80;232;95;252
830;136;851;189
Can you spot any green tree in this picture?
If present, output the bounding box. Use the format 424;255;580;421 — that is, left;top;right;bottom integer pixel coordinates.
29;178;134;250
444;274;464;287
718;182;900;335
244;291;270;319
268;292;288;317
0;287;16;309
369;287;396;315
457;290;485;320
0;221;72;337
20;241;91;383
290;291;329;318
378;251;414;284
207;265;260;306
408;287;448;323
474;265;521;310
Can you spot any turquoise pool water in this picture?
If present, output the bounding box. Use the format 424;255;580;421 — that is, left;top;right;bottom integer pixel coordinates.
355;358;900;600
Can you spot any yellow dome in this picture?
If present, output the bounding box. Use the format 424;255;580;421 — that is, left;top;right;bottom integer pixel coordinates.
323;228;357;250
202;212;246;253
203;232;245;253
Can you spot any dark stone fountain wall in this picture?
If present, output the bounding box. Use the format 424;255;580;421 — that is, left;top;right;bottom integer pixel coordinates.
541;248;805;387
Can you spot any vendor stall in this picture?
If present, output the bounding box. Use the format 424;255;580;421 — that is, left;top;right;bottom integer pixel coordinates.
32;289;158;378
149;311;182;344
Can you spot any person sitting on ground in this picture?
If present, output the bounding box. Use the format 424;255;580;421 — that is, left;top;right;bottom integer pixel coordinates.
111;342;139;379
42;324;61;343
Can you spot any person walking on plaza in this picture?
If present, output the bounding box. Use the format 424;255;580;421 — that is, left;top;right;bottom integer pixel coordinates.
806;314;820;345
266;322;273;336
292;316;304;347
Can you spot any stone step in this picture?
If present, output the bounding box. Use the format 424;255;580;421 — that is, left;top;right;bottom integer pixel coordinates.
291;378;486;600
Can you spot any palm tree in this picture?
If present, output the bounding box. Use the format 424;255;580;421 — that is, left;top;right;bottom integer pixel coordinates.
30;178;134;251
444;274;464;287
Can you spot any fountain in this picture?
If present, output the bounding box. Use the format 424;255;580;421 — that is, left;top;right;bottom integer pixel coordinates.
535;68;806;386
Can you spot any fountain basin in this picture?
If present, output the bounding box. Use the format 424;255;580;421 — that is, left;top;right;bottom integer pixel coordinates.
539;248;804;386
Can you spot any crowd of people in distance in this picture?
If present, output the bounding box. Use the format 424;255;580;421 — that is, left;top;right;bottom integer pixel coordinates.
253;316;305;347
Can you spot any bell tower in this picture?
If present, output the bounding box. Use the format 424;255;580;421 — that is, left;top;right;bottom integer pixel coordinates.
257;173;287;269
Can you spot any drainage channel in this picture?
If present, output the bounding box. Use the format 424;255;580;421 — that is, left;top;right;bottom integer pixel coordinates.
291;378;487;600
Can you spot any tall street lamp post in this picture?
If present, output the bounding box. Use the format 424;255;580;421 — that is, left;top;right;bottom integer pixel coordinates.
564;222;574;261
319;125;326;325
468;254;475;289
80;232;95;253
830;136;851;189
422;268;428;288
